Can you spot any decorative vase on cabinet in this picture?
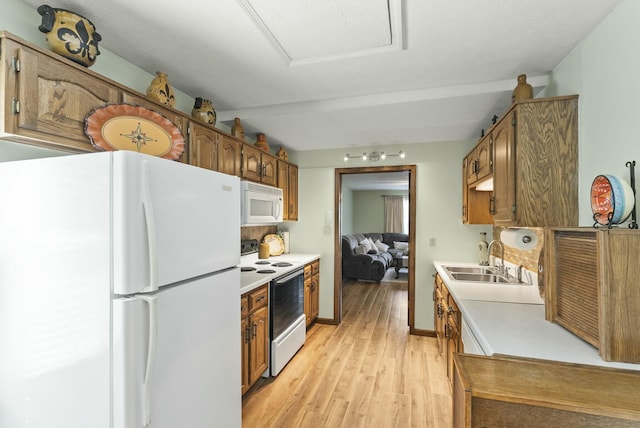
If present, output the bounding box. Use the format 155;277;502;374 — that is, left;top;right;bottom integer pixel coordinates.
37;4;101;67
191;97;216;126
231;117;245;140
146;71;176;107
512;74;533;103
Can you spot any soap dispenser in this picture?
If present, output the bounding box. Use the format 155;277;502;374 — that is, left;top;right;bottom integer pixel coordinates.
478;232;489;266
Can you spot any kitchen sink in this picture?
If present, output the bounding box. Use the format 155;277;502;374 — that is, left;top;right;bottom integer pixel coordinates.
448;272;510;283
443;266;496;274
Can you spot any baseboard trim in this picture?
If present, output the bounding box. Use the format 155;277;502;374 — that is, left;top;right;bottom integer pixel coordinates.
410;327;435;337
315;317;339;325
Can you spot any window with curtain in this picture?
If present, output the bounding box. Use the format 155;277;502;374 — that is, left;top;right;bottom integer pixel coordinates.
383;195;405;233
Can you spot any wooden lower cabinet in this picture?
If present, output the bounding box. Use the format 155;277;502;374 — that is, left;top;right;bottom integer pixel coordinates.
241;284;269;395
453;353;640;427
304;260;319;326
433;273;462;388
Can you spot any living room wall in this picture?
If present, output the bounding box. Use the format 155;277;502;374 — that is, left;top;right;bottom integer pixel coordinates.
352;190;408;233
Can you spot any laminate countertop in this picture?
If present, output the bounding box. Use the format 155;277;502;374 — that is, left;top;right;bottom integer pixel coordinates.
434;261;640;372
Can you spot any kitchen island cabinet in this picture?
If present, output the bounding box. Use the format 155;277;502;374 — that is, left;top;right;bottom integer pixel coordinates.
453;353;640;427
241;283;269;395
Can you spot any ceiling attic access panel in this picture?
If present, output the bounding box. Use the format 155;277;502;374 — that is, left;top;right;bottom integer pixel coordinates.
238;0;402;64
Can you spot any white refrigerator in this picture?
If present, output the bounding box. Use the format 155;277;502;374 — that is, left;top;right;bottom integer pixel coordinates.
0;151;241;427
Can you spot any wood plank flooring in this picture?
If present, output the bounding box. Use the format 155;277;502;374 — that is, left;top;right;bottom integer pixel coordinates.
242;277;452;427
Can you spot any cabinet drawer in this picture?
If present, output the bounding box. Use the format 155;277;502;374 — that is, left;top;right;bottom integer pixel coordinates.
249;285;268;310
304;264;312;279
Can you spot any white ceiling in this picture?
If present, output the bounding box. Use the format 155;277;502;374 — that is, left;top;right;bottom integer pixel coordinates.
20;0;621;153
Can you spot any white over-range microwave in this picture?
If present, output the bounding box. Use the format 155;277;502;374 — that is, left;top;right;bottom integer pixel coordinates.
241;180;284;225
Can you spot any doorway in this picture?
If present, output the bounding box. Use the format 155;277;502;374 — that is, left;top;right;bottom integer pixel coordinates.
333;165;417;330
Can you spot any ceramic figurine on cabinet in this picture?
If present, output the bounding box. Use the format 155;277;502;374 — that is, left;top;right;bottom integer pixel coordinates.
255;133;269;152
37;4;101;67
146;71;176;107
191;97;216;126
231;117;245;140
512;74;533;103
276;147;288;161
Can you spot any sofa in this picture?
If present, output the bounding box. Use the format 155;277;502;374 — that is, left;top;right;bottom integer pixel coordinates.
341;232;409;282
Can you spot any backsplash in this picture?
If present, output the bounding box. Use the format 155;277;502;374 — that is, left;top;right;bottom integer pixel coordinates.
491;227;544;272
241;225;277;243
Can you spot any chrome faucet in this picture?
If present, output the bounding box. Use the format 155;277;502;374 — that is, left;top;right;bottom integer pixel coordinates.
487;240;505;274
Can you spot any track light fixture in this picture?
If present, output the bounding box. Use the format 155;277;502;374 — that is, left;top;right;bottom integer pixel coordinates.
343;150;405;162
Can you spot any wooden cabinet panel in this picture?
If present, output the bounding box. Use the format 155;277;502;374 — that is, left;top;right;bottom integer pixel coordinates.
261;152;277;186
248;305;268;385
277;160;290;219
242;143;263;182
545;228;640;363
304;260;320;326
1;36;120;152
493;96;578;227
287;164;299;221
241;283;269;394
242;143;278;186
188;121;218;170
492;114;514;222
218;134;242;177
453;353;640;427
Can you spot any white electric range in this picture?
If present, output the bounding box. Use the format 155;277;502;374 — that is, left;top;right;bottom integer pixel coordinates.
239;252;318;295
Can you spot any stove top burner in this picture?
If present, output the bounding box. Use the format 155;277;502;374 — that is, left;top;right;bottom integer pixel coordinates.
271;262;293;267
255;260;271;265
256;269;276;274
241;267;256;272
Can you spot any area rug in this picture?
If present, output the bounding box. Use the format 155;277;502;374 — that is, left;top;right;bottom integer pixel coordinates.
381;267;408;283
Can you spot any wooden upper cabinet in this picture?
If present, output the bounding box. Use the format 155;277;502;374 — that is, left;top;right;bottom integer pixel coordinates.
493;96;578;227
475;135;493;181
188;121;218;170
277;160;290;219
242;143;277;186
491;113;514;222
1;35;120;152
218;134;242;177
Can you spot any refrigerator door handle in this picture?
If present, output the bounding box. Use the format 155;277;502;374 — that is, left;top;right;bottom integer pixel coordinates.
140;294;158;428
141;161;159;292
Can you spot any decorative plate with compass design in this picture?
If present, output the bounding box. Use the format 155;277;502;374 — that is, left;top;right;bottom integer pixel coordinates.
84;103;185;160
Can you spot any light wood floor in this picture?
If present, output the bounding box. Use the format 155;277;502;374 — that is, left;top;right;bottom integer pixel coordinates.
242;277;452;427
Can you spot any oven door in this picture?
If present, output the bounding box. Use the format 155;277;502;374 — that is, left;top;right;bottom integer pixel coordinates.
270;268;304;339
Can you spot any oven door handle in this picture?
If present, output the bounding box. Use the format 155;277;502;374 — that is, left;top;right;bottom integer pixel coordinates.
274;269;304;285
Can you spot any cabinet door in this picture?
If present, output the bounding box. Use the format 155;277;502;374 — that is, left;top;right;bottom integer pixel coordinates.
492;113;515;225
249;305;268;385
311;274;319;321
242;143;263;182
462;158;469;223
188;122;218;170
476;135;493;181
277;160;290;220
287;164;299;221
241;316;250;395
4;39;120;152
304;277;312;327
121;92;188;163
218;134;241;177
261;152;278;187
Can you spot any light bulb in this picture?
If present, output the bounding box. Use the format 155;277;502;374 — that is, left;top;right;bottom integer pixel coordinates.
399;151;405;159
380;152;386;160
362;152;367;160
344;154;349;161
